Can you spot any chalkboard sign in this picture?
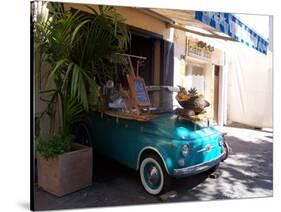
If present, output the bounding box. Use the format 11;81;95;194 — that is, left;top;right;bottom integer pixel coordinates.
134;79;149;103
127;75;151;107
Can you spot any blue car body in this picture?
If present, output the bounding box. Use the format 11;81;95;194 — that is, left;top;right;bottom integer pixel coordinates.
79;111;225;178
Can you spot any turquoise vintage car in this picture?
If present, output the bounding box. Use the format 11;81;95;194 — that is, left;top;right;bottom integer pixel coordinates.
74;87;228;195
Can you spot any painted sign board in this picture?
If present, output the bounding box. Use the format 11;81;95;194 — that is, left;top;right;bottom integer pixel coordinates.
127;75;151;107
195;11;269;55
188;39;212;62
186;38;224;66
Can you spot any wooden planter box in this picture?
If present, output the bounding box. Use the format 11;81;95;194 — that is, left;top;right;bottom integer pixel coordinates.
37;143;92;197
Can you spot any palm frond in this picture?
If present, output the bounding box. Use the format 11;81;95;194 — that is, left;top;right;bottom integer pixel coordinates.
46;58;68;89
62;97;84;133
34;2;131;135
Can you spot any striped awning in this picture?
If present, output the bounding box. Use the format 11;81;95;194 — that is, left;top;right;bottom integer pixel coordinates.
148;9;269;55
194;11;268;54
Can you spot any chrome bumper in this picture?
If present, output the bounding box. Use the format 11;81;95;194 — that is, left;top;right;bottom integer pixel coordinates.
173;152;225;177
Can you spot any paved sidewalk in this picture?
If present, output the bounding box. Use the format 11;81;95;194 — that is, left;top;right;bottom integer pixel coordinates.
34;125;273;210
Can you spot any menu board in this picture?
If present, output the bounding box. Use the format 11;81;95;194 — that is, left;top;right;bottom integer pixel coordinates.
127;75;151;107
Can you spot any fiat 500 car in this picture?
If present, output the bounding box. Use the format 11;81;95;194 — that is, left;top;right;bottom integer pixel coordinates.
74;86;229;195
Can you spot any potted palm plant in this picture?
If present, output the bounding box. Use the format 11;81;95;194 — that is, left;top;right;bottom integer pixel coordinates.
34;2;130;196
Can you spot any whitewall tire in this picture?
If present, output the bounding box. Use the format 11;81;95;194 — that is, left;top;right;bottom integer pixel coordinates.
139;154;171;195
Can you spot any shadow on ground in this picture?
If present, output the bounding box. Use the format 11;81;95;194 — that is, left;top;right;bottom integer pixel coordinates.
168;135;273;202
34;132;273;210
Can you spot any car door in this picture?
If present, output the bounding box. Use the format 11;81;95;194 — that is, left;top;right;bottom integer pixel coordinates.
93;113;139;169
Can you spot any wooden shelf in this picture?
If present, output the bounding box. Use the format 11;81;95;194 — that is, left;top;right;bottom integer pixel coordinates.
104;110;154;122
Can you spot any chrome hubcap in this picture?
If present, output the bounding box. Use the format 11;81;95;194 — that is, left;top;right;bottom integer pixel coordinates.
144;163;161;189
148;166;160;185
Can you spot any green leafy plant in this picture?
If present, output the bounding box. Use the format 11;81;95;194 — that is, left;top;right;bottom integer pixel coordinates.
34;2;131;157
36;132;72;160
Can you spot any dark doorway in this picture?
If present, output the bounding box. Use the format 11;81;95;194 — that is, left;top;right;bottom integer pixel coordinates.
127;34;155;85
127;26;174;87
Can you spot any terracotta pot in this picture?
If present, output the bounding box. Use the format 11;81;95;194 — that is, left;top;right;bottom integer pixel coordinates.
37;143;92;197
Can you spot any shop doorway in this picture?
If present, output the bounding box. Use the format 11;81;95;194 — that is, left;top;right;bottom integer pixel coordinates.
127;33;155;85
184;62;221;124
184;62;206;95
127;26;174;86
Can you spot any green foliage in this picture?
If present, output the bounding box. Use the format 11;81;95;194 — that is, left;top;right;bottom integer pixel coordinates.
36;132;72;160
34;2;131;135
34;2;131;158
63;97;85;135
188;87;198;96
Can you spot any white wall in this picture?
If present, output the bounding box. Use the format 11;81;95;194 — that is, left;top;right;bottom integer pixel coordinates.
173;29;186;87
226;42;272;128
225;14;272;128
184;17;273;128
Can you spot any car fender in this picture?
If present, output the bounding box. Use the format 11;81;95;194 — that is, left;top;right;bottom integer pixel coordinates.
136;146;174;175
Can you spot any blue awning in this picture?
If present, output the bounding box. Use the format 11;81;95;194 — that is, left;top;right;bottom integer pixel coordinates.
195;11;269;55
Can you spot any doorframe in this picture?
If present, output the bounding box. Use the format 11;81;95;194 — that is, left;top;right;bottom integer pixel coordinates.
214;65;220;125
128;25;163;39
217;65;227;126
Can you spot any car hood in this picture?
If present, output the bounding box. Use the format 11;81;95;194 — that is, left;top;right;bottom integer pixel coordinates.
142;112;220;141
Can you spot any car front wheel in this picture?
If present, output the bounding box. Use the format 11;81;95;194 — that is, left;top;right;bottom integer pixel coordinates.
222;140;230;161
139;154;171;195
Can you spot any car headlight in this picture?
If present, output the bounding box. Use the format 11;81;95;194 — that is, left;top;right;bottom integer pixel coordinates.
181;144;189;157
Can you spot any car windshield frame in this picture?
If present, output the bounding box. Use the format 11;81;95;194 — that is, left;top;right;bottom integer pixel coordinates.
147;85;179;114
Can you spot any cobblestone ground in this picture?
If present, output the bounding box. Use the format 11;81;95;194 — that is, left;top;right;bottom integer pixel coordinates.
34;126;273;210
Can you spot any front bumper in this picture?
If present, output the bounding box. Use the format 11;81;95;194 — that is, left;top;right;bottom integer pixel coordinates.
173;152;225;177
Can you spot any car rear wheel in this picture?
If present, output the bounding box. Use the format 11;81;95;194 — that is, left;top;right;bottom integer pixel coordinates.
73;123;92;146
139;154;171;195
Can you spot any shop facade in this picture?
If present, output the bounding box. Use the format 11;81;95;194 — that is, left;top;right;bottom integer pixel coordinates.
64;2;227;125
173;34;225;125
62;3;271;127
64;3;176;87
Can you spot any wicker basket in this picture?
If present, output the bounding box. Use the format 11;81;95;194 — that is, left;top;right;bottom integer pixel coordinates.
176;95;210;114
